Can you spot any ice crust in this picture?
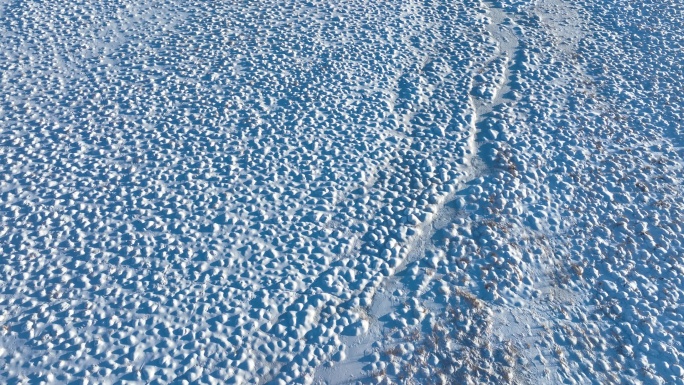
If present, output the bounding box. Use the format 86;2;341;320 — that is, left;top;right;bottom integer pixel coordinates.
0;0;683;383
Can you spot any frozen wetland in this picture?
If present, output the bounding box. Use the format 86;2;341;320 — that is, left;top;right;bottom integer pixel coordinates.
0;0;683;383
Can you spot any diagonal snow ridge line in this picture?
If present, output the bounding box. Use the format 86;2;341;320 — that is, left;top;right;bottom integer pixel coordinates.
313;1;529;384
393;1;522;285
380;1;523;283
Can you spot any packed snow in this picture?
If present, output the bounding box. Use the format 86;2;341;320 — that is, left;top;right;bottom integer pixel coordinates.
1;0;683;383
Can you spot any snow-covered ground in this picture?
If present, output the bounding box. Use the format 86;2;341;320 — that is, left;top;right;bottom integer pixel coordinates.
1;0;682;383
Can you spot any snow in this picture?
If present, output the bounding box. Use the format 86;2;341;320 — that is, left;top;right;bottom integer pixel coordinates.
1;0;683;383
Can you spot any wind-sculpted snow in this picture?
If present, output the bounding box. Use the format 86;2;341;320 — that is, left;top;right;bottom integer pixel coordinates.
1;0;683;384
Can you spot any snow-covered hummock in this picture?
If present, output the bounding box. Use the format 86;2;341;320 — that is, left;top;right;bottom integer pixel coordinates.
0;0;682;384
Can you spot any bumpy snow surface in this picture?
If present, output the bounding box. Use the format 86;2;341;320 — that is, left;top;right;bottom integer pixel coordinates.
1;0;683;383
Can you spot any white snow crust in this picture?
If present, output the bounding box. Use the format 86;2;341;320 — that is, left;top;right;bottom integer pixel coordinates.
0;0;683;383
